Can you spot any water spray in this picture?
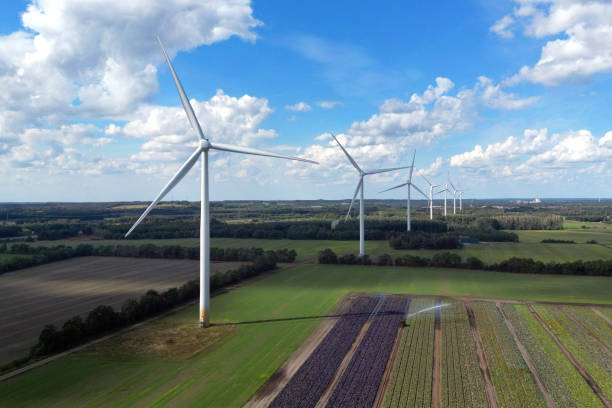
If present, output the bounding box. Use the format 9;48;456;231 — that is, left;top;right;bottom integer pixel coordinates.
403;303;450;326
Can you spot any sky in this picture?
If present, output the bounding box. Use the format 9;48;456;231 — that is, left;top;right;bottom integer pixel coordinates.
0;0;611;202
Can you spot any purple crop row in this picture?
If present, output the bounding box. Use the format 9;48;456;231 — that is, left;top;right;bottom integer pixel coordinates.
325;295;409;408
270;295;379;408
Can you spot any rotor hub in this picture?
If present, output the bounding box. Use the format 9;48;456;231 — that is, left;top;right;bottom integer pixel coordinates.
200;139;210;150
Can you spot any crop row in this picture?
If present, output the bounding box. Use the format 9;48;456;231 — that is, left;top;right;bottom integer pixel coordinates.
503;304;603;407
440;301;487;408
270;295;379;408
471;301;545;407
563;306;612;351
532;305;612;401
326;295;408;408
381;297;435;408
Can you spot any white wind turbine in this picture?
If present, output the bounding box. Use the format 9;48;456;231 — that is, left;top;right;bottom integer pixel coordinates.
420;173;440;220
379;150;429;232
448;176;458;215
332;134;411;256
125;38;317;328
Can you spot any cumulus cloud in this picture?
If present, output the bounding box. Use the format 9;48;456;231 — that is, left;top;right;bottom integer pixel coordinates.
285;102;312;112
490;15;515;39
450;128;612;181
494;0;612;85
0;0;261;137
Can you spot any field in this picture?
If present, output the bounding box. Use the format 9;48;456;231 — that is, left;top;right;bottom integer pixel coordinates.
0;263;611;407
31;233;612;264
0;257;244;365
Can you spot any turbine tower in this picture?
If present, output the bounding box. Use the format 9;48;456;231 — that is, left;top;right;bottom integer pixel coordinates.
420;173;440;220
448;176;458;215
379;151;429;232
125;38;317;328
332;134;410;255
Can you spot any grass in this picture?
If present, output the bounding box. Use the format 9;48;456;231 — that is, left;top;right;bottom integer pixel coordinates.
0;264;611;407
31;234;612;264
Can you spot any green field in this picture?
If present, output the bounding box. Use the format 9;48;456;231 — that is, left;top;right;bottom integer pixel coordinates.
31;233;612;264
1;264;611;407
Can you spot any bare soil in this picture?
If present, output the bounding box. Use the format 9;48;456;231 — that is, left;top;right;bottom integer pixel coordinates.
465;301;499;408
0;257;245;365
528;304;612;408
496;303;557;408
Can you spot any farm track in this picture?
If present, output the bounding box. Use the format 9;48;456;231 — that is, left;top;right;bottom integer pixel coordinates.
244;296;352;408
496;302;557;408
528;304;612;408
592;308;612;326
559;307;612;357
432;298;442;408
465;302;499;408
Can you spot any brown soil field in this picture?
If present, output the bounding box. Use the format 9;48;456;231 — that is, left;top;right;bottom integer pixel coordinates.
0;256;244;365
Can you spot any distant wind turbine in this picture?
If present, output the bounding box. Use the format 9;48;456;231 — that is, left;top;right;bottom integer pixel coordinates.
420;173;440;220
332;133;411;256
448;175;458;215
125;37;318;328
379;150;429;232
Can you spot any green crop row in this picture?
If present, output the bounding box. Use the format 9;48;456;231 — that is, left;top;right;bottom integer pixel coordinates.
440;301;487;408
505;304;602;407
563;306;612;351
533;305;612;400
382;298;435;408
471;302;545;407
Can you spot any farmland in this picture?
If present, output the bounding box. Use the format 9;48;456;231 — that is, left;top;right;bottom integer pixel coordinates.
0;262;611;407
31;234;612;264
0;257;244;365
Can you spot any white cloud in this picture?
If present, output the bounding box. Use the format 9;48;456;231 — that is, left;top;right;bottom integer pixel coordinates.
490;15;515;39
419;157;445;177
449;128;611;182
0;0;261;136
316;101;342;109
496;0;612;85
476;76;539;110
285;102;312;112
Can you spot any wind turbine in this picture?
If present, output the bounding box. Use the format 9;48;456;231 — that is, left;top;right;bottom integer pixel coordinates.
420;173;440;220
125;38;317;328
379;150;429;232
448;176;458;215
332;134;411;256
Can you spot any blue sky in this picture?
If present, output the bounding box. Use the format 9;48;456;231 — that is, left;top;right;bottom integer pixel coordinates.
0;0;610;201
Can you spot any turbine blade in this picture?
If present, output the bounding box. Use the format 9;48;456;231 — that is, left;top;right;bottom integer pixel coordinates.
210;142;318;164
365;165;412;175
410;183;429;200
345;178;362;221
125;147;201;237
408;150;416;182
331;133;362;172
421;173;432;185
157;37;206;141
379;182;409;193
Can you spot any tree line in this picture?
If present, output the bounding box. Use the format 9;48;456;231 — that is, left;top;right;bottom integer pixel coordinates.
22;252;279;364
0;243;296;275
317;248;612;276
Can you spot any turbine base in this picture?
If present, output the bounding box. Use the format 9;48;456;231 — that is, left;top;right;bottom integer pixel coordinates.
199;309;210;328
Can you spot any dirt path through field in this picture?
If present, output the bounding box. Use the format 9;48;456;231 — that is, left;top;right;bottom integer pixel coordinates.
592;308;612;326
528;304;612;408
243;295;356;408
431;298;442;408
496;303;557;408
314;318;373;408
559;306;612;358
465;301;499;408
372;322;403;408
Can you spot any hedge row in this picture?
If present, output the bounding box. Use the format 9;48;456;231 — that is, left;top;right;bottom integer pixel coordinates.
317;248;612;276
0;244;296;275
28;252;278;359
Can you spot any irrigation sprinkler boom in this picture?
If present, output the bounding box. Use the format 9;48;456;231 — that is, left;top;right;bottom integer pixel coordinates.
333;134;410;255
125;37;317;328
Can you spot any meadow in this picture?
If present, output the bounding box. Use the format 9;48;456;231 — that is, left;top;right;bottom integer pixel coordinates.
1;263;610;407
